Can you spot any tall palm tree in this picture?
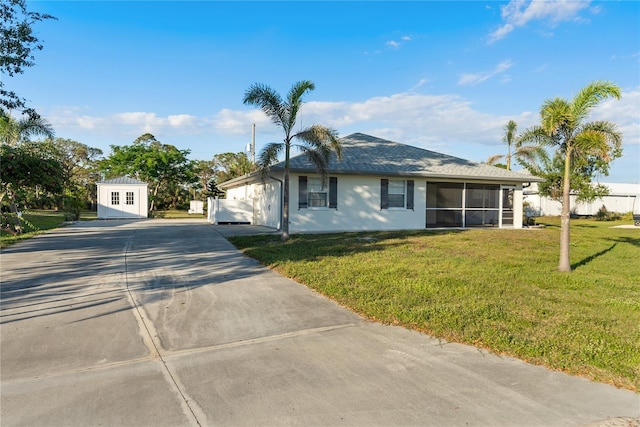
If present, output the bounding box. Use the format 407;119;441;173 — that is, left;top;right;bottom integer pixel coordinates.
243;80;342;241
487;120;543;170
0;108;54;146
521;81;622;272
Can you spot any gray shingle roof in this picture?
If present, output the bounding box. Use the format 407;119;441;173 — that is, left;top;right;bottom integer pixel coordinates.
98;176;147;185
271;133;540;182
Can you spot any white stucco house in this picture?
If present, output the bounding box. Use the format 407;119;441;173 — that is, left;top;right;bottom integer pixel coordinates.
218;133;542;233
97;176;148;219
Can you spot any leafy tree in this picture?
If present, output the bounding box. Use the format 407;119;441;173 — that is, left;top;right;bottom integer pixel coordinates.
100;133;198;212
52;138;103;216
520;81;622;272
521;149;610;204
486;120;543;170
0;108;54;145
213;152;253;183
206;178;225;198
1;0;56;116
0;141;67;233
243;80;342;241
192;159;216;200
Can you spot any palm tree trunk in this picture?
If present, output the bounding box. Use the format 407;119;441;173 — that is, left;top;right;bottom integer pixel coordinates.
281;143;291;241
558;151;572;272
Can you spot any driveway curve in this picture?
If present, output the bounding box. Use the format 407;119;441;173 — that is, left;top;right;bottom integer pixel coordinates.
1;219;638;427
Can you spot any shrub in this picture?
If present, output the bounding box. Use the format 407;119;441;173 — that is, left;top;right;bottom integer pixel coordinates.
595;205;621;221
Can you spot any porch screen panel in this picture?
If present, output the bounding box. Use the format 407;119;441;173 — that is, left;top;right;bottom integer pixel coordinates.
435;183;463;208
426;183;463;227
465;184;499;227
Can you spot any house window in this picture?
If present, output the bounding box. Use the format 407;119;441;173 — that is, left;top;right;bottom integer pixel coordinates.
308;177;327;207
388;180;405;208
111;192;120;205
381;179;414;210
126;191;135;205
299;176;338;209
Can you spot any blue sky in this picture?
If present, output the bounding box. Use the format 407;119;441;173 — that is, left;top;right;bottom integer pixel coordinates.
11;0;640;183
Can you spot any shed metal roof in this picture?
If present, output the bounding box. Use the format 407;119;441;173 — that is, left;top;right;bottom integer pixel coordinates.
98;176;147;185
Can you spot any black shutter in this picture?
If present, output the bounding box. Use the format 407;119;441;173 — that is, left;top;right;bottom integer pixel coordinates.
407;180;414;210
298;176;308;209
329;177;338;209
380;179;389;210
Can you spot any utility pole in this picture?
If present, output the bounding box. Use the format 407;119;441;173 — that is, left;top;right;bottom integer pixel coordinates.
251;123;256;164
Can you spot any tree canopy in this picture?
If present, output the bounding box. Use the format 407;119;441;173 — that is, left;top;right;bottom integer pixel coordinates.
243;80;342;241
487;120;543;170
100;133;198;211
520;80;622;272
1;0;56;115
0;108;54;145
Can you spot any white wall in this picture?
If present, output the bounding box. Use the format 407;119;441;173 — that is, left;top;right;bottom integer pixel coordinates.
223;174;525;232
524;183;640;216
208;198;253;224
289;174;427;233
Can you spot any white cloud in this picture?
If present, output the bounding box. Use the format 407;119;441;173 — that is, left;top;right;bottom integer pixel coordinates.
592;87;640;145
44;88;638;166
409;78;429;92
458;60;513;86
385;35;412;49
488;0;592;43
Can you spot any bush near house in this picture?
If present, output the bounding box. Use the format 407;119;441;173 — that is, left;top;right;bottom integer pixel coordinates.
229;217;640;390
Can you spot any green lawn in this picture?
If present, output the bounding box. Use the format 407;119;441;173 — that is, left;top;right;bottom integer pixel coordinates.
229;217;640;390
0;210;97;248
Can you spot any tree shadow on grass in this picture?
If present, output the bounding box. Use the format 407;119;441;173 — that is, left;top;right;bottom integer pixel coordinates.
572;243;617;270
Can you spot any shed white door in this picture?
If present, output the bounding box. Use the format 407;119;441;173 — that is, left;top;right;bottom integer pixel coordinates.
107;189;140;218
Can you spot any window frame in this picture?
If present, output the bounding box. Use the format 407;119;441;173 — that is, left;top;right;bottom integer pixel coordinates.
307;177;328;208
111;191;120;206
298;176;338;210
380;179;414;210
125;191;135;205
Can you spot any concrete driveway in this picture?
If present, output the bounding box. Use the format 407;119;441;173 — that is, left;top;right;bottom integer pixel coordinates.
1;219;638;427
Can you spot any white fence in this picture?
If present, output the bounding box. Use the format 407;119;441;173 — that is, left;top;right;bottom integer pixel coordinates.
207;197;253;224
523;183;639;217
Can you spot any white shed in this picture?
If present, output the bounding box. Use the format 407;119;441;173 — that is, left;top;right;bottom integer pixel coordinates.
97;176;148;219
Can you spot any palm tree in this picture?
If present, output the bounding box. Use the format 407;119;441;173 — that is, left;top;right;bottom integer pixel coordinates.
521;81;622;272
0;108;54;146
487;120;543;170
243;80;342;241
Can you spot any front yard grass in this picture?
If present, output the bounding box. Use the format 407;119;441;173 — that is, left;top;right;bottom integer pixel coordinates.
229;217;640;390
0;210;96;248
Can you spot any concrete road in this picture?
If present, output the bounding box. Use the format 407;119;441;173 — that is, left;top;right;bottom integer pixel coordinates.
1;219;638;427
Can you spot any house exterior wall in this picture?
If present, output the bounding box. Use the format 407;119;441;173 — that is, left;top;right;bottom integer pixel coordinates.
225;181;281;229
289;174;427;232
97;183;148;219
224;173;524;233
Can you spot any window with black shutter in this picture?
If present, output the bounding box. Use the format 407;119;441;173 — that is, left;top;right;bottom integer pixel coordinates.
299;176;338;209
381;179;413;209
